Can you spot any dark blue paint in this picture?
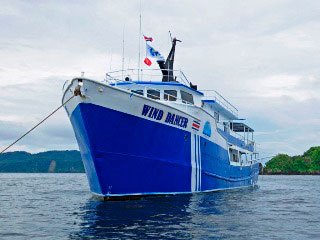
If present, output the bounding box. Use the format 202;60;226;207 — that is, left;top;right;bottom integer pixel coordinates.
70;103;259;196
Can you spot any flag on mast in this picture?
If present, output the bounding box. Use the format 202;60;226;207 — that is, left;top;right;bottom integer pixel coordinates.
143;35;164;66
146;43;164;61
143;35;153;42
144;57;152;66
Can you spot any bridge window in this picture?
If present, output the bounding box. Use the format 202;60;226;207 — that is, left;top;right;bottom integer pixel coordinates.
131;89;143;96
180;90;194;104
164;90;177;101
147;89;160;100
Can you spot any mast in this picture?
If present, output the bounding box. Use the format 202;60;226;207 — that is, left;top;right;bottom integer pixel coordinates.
157;37;181;82
137;0;142;80
121;24;125;80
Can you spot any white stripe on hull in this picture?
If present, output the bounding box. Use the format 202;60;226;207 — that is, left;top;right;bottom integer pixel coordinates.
198;135;202;191
191;134;202;192
191;133;196;192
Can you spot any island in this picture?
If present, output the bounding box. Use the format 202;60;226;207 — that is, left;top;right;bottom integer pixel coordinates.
1;147;319;174
263;146;320;175
0;150;84;173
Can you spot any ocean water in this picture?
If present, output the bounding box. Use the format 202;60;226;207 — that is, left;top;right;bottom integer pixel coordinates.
0;174;319;240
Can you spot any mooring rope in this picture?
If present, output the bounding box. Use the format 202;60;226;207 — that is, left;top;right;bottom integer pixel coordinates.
0;94;75;154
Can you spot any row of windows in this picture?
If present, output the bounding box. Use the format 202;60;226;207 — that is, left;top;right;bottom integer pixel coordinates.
131;89;194;104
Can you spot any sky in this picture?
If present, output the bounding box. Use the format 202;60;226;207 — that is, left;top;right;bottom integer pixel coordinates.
0;0;319;158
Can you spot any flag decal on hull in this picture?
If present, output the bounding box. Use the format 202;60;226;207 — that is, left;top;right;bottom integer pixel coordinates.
192;120;200;131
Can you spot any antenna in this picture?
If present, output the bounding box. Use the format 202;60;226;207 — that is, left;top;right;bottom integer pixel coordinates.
169;31;173;42
127;58;131;70
122;23;125;81
137;0;142;80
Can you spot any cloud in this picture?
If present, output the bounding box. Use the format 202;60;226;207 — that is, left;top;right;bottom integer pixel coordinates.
0;0;319;155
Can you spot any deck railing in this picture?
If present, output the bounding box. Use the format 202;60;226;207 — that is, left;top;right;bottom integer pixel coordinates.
216;121;255;151
201;90;238;118
105;68;190;86
104;69;196;112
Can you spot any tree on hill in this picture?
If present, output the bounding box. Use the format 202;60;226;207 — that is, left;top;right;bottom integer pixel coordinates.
264;146;320;174
0;150;84;173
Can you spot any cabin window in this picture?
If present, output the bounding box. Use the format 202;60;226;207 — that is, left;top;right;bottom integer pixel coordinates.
240;152;247;162
147;89;160;100
180;90;194;104
131;89;143;96
214;112;219;122
164;90;177;101
224;122;230;133
229;148;239;162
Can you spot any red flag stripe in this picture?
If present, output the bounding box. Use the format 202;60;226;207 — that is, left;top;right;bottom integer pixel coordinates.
144;57;152;66
144;35;153;42
192;123;200;129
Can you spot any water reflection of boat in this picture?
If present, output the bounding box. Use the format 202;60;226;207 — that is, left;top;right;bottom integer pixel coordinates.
70;195;193;239
69;187;257;239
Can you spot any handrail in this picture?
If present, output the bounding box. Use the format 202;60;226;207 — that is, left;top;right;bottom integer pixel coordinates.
106;68;182;75
217;122;255;147
201;90;238;117
106;77;195;106
203;90;238;111
105;68;190;86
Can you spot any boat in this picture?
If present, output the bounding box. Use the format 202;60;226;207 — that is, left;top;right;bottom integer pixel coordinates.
62;37;259;199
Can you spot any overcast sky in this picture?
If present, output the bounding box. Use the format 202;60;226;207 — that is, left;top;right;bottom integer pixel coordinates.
1;0;319;158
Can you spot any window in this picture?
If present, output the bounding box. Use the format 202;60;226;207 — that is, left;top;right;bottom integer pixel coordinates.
180;91;194;104
229;148;239;162
214;112;219;122
224;122;230;133
164;90;177;101
240;152;247;163
147;89;160;100
131;89;143;96
233;154;239;162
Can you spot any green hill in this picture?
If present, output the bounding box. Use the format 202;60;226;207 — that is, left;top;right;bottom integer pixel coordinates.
263;146;320;175
1;147;319;174
0;150;84;173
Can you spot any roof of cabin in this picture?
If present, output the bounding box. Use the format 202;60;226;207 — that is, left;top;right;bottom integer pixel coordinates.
202;99;238;120
112;81;204;95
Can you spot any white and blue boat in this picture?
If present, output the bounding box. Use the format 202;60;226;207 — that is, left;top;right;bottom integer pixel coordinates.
62;37;259;199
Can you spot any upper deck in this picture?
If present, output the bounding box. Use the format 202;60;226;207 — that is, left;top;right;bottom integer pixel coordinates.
106;69;238;118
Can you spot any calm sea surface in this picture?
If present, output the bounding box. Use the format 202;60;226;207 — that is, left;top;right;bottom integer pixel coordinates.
0;174;319;240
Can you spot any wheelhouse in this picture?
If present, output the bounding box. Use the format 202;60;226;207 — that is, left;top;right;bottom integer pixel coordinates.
112;81;204;106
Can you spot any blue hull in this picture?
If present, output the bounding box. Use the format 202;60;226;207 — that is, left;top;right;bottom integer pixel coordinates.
70;103;259;197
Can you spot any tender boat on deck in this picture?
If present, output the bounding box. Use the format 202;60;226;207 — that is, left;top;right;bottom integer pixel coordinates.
62;38;259;199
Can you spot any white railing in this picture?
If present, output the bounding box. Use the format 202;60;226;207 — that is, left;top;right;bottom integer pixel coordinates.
104;68;190;86
201;90;238;118
103;70;196;111
217;122;255;148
